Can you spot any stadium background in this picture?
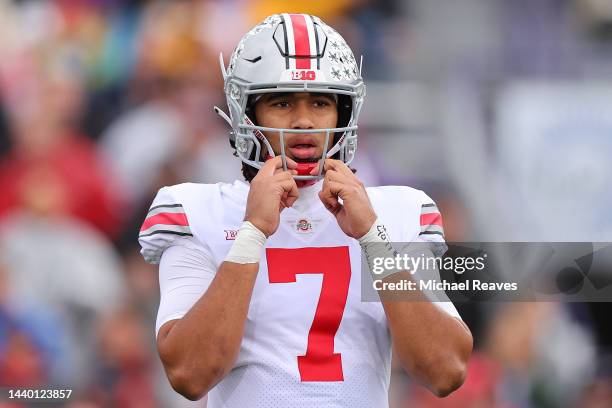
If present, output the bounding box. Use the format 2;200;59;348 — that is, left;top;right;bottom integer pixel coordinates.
0;0;611;406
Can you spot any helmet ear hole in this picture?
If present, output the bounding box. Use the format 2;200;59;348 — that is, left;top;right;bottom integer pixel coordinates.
330;94;352;160
243;95;261;163
245;95;258;125
337;95;352;128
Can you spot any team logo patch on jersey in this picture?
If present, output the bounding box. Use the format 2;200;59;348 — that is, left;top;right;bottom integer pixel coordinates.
296;218;313;233
225;230;238;240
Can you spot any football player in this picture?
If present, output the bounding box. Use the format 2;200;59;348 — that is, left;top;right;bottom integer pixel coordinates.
139;14;472;407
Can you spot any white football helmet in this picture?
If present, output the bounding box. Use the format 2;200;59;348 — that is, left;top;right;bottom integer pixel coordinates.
215;13;366;180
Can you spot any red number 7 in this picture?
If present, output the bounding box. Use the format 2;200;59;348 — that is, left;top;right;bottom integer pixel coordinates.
266;246;351;382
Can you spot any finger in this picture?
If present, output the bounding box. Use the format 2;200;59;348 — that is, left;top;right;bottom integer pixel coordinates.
324;180;346;198
285;192;298;208
276;177;299;207
325;170;358;192
319;178;340;212
272;170;297;182
279;184;298;208
274;166;298;176
308;161;322;176
284;156;298;170
268;157;298;175
280;191;289;207
323;159;355;178
324;169;346;183
259;156;285;177
318;190;341;214
270;156;298;173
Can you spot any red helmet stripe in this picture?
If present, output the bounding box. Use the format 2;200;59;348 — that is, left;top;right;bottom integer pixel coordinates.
289;14;311;69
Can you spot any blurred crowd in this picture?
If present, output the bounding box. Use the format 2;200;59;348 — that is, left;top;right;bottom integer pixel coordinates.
0;0;611;407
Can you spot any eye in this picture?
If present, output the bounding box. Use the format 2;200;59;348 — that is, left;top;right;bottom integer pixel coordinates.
313;99;332;107
272;100;290;108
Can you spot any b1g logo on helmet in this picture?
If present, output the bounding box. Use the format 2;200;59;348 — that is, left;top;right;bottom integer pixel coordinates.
292;70;316;80
296;218;313;233
280;69;326;82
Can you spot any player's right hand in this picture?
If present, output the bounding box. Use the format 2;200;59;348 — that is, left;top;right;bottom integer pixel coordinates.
244;156;299;237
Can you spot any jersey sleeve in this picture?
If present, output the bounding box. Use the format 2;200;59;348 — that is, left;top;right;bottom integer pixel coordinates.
414;191;447;257
414;191;462;320
139;187;193;264
156;236;217;335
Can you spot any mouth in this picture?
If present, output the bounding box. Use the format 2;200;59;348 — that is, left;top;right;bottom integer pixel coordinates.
287;138;319;160
288;144;318;160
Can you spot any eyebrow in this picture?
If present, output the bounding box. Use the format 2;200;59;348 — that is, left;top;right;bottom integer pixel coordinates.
263;92;336;102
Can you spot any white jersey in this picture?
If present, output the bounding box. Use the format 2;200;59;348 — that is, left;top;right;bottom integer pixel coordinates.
139;180;460;408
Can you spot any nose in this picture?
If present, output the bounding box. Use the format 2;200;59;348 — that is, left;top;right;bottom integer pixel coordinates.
290;100;315;130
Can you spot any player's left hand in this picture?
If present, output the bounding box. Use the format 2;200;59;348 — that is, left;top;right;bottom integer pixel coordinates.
312;159;377;239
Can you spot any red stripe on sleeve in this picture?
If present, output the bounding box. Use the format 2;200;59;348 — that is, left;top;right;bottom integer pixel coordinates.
420;213;443;227
140;212;189;232
290;14;311;69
